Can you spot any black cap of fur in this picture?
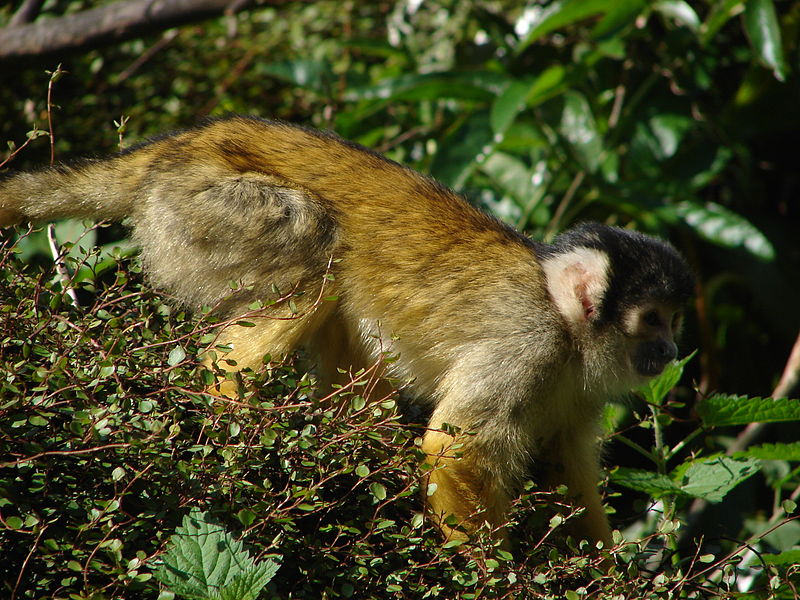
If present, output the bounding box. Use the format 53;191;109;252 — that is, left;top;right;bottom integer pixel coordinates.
547;222;695;325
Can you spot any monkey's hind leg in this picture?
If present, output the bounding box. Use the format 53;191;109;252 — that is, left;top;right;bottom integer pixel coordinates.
204;300;337;398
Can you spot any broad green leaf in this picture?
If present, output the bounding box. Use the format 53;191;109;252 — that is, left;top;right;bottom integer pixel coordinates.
743;0;787;81
430;110;494;189
480;152;536;204
217;562;281;600
735;441;800;461
610;467;680;497
518;0;618;51
491;81;531;135
673;200;775;260
560;91;603;173
647;114;695;159
153;508;279;600
672;455;760;502
525;65;568;108
638;352;695;407
653;1;701;31
697;395;800;427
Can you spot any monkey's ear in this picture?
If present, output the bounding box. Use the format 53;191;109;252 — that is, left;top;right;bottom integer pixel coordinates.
542;248;609;326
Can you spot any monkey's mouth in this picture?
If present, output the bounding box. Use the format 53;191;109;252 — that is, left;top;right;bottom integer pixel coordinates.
635;361;668;377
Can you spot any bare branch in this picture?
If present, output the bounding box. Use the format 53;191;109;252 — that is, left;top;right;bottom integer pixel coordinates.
0;0;256;60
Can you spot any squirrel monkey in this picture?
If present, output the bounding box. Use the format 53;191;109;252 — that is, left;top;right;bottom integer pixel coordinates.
0;116;694;549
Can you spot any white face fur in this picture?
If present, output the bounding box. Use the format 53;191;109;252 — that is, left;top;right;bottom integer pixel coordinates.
542;246;683;382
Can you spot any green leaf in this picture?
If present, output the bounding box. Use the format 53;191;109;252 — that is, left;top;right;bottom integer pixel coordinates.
218;562;281;600
560;91;603;173
763;550;800;566
701;0;745;45
153;508;279;600
638;352;694;406
259;59;333;90
490;67;567;135
697;395;800;427
518;0;618;51
369;482;387;501
672;455;760;502
168;345;187;367
673;201;775;261
346;71;505;103
610;467;680;497
653;1;701;32
491;81;530;135
743;0;787;82
591;0;647;39
735;441;800;461
429;110;494;189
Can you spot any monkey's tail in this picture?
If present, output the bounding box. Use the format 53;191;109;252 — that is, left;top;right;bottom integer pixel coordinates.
0;155;145;227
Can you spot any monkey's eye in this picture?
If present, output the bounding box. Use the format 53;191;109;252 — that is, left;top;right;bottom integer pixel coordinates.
643;310;662;327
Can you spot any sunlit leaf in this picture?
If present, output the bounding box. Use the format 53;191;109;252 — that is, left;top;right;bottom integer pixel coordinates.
653;0;701;31
560;91;603;172
697;395;800;427
671;455;760;502
673;201;775;260
743;0;787;81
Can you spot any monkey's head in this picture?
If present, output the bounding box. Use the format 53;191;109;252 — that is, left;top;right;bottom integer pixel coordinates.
541;223;695;391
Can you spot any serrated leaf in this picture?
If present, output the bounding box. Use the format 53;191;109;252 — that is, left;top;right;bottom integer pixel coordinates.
763;549;800;566
697;395;800;427
735;441;800;461
217;561;281;600
743;0;787;82
638;352;694;406
153;508;279;600
674;201;775;260
610;467;680;497
672;455;760;502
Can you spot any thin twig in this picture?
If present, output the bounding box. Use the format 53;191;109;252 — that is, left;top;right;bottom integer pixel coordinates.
46;224;81;308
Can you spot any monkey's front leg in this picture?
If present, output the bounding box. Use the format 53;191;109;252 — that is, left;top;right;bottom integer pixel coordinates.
421;429;512;546
544;428;612;547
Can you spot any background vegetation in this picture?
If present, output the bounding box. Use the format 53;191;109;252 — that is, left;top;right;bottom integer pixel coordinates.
1;0;799;598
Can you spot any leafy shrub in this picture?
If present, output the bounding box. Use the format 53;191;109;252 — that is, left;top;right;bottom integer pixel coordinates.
1;224;798;599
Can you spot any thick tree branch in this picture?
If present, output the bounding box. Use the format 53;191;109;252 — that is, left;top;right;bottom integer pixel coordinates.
0;0;255;60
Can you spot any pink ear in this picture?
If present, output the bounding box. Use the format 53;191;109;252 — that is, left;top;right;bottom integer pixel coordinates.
542;248;609;328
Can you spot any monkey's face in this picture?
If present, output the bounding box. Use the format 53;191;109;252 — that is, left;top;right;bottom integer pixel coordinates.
622;303;684;378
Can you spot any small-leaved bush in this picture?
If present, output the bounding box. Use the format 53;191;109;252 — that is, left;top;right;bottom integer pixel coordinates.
1;224;798;599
